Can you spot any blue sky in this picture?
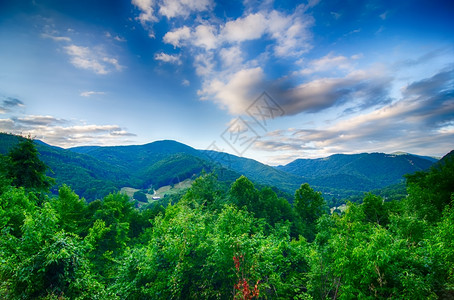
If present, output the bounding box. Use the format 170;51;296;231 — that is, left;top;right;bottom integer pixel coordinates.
0;0;453;165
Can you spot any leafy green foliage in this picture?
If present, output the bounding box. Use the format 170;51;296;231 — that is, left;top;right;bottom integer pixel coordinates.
405;153;454;222
294;183;327;241
133;190;148;202
6;136;54;192
0;137;452;299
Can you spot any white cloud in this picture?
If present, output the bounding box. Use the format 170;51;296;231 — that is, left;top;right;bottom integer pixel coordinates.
192;24;218;50
64;45;106;74
219;46;243;67
106;32;127;42
163;26;191;47
132;0;158;37
0;115;136;148
300;52;357;75
162;8;314;57
80;91;106;97
14;115;65;126
154;52;181;64
114;36;127;42
193;52;215;76
268;8;314;57
132;0;157;23
32;124;137;148
221;13;267;42
198;67;266;114
163;24;218;50
64;44;124;75
102;57;124;71
132;0;214;36
182;79;190;86
159;0;213;18
158;5;317;119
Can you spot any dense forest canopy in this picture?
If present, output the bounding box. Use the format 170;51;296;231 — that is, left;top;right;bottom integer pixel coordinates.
0;137;453;299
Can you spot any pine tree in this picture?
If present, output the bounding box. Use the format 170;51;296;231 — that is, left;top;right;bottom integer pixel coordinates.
7;136;54;192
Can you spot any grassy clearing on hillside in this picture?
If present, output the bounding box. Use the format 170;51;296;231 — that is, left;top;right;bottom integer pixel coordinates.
120;179;193;203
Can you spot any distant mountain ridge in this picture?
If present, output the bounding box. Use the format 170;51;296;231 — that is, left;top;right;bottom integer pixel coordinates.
390;151;440;163
276;152;437;192
0;133;443;203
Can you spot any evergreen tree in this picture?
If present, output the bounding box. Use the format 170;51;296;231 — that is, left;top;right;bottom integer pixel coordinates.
6;137;54;192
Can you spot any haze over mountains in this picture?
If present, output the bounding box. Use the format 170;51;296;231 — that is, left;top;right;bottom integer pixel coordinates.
0;133;441;204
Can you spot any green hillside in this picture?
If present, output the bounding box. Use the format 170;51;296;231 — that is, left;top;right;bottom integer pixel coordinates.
0;133;440;204
0;133;133;200
202;150;304;193
0;134;241;201
278;152;436;191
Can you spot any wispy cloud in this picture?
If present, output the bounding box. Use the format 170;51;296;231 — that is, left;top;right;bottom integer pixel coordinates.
0;97;25;114
80;91;106;97
132;0;158;28
13;115;66;126
0;115;136;148
159;0;213;18
132;0;213;37
64;44;124;74
379;11;389;20
154;52;181;64
0;96;136;147
41;33;71;42
300;52;360;75
254;68;454;161
105;32;126;42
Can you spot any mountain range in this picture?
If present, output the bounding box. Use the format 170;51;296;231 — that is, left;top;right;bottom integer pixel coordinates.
0;133;442;204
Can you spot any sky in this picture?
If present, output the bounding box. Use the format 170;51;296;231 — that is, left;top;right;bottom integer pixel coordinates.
0;0;453;165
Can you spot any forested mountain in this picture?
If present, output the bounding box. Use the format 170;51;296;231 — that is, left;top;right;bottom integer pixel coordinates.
0;133;133;199
277;152;436;191
202;150;304;193
70;140;241;189
0;133;439;203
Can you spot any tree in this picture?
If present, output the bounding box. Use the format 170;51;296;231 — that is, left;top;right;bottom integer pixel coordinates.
182;172;224;208
230;176;260;214
259;187;293;226
405;154;454;222
133;190;148;203
0;154;12;194
362;193;389;226
294;183;327;241
6;137;54;192
51;184;89;235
